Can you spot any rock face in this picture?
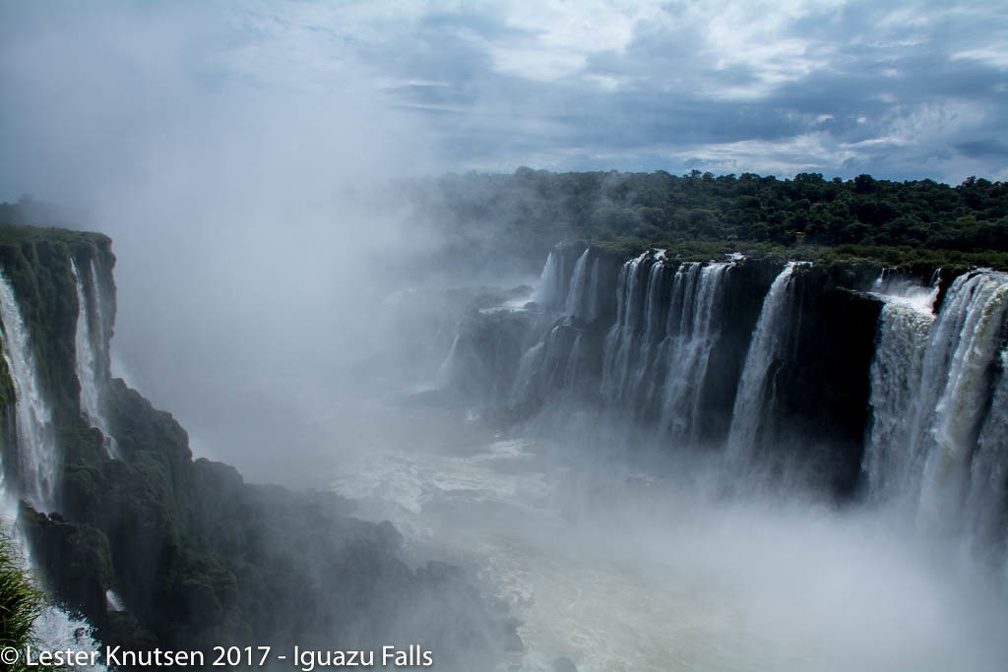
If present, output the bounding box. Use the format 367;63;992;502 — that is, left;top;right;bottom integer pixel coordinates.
0;225;513;670
440;245;1006;515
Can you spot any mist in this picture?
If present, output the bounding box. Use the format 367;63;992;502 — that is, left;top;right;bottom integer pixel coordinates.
0;1;455;483
2;3;1007;671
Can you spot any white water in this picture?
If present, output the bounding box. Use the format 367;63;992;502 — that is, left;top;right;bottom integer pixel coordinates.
0;271;58;512
865;270;1008;540
510;341;546;407
658;262;732;443
600;252;655;411
330;418;1008;672
563;248;591;318
72;260;116;457
595;254;735;443
413;253;1008;669
864;301;934;498
0;269;105;670
0;502;105;672
534;251;565;311
436;334;462;389
725;262;802;464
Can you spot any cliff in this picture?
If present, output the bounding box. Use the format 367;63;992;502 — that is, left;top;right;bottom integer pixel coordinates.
440;244;1008;528
0;222;515;670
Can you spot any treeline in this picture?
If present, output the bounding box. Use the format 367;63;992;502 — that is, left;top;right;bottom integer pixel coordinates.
411;169;1008;269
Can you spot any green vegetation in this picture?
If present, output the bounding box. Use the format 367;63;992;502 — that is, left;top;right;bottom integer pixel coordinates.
414;169;1008;270
0;206;514;667
0;532;58;672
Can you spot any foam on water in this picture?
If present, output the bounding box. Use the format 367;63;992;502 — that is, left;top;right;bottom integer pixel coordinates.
331;431;1008;671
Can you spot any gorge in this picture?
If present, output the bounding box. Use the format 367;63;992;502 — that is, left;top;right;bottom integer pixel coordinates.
0;209;1006;671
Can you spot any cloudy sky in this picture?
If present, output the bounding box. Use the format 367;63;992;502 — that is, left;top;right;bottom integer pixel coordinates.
1;0;1006;199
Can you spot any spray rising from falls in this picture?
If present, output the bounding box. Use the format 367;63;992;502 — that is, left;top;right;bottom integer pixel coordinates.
72;260;116;456
865;270;1008;549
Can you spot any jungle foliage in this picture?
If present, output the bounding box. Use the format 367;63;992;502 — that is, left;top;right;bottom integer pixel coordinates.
412;169;1008;270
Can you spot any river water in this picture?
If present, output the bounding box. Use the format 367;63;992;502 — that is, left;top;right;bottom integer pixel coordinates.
328;397;1007;672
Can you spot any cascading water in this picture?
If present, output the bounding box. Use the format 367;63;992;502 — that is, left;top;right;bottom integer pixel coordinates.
968;344;1008;565
918;273;1008;532
864;302;935;498
72;260;117;457
509;248;596;410
584;256;601;324
563;248;590;318
436;334;461;389
725;261;802;464
533;250;566;311
369;250;1008;670
510;341;546;407
0;269;105;670
865;270;1008;537
0;271;58;513
600;251;651;409
657;261;731;443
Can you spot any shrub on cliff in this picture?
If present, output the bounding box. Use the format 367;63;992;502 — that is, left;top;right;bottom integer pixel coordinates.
0;531;55;672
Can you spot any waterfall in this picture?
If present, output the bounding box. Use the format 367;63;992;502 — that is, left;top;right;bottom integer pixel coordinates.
0;271;58;513
968;345;1008;564
658;262;732;443
0;270;105;670
725;262;802;464
917;272;1008;531
585;256;601;324
533;250;565;311
563;332;583;390
563;248;590;318
72;260;116;457
510;341;546;407
865;270;1008;539
600;252;650;408
436;334;461;389
593;253;737;439
864;301;934;499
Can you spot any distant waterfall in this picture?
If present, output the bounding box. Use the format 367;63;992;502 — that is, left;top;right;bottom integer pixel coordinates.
435;334;461;389
510;341;546;406
865;270;1008;538
725;262;802;464
657;262;732;443
564;248;591;317
585;257;601;323
595;252;737;443
72;260;116;456
534;250;567;311
0;271;58;512
507;248;598;409
600;252;651;409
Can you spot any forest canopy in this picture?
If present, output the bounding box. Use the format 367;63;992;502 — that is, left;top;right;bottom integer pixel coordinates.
409;170;1008;270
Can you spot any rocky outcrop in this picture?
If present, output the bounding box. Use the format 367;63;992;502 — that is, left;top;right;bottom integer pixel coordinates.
0;223;514;670
440;246;897;497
